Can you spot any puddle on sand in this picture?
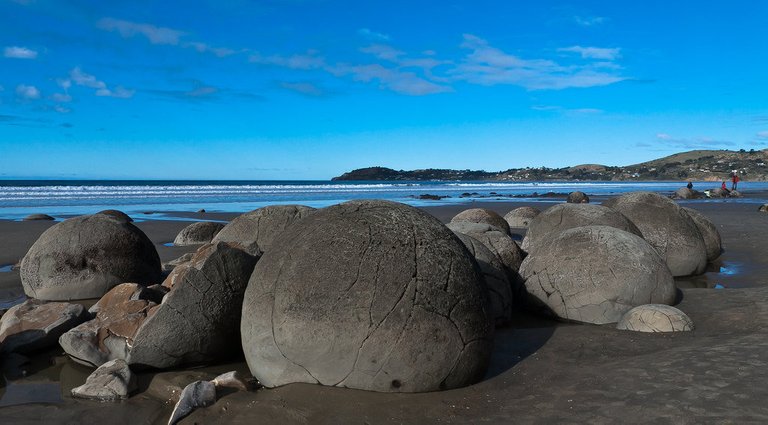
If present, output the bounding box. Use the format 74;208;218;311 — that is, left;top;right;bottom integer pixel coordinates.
0;350;92;407
675;260;742;289
0;264;14;272
163;242;174;247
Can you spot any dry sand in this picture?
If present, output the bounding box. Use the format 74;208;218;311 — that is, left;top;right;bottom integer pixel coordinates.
1;196;767;424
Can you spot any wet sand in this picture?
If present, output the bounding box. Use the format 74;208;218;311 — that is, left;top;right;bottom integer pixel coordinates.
1;195;768;424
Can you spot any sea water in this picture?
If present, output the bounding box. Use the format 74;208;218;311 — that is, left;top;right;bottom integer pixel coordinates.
1;180;766;220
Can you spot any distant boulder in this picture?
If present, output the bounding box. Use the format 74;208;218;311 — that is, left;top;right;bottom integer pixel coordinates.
212;205;316;256
450;208;510;235
503;207;540;229
22;214;54;221
673;187;702;200
617;305;694;333
759;204;768;213
173;222;225;246
566;191;589;204
447;221;524;273
682;207;722;262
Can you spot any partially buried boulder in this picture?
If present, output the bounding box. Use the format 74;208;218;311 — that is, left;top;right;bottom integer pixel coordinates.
173;222;225;246
241;200;493;393
602;191;707;276
96;210;133;223
450;208;511;235
0;299;87;354
521;203;641;255
71;359;136;401
682;207;722;262
212;205;316;255
20;214;162;300
23;214;55;221
520;225;676;325
616;304;694;332
446;221;524;273
566;191;589;204
503;206;540;229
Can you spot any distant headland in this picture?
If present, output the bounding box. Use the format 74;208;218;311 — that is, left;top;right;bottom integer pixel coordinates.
332;149;768;181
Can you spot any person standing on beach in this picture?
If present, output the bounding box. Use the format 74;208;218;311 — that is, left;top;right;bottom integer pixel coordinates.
687;181;693;189
732;173;739;190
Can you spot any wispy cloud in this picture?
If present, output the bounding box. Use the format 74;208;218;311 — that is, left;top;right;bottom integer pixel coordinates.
186;42;238;57
249;51;326;69
66;67;134;98
279;81;328;97
15;84;41;100
449;34;625;90
4;46;38;59
574;16;607;27
330;63;451;95
558;46;621;60
358;28;390;41
51;93;72;102
97;18;184;45
757;131;768;139
531;105;603;114
655;133;736;149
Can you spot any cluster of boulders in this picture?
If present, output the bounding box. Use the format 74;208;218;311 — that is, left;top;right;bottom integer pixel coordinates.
673;185;742;200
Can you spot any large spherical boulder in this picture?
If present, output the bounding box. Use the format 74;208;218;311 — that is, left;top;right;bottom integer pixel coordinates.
20;214;162;301
454;233;513;326
566;191;589;204
450;208;510;235
241;200;493;393
520;203;642;255
173;222;226;246
96;210;133;223
602;191;707;276
520;225;676;324
446;221;524;273
504;207;540;229
212;205;315;255
616;304;694;332
682;207;722;262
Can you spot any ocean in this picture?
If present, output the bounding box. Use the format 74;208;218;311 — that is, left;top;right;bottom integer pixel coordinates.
1;180;766;221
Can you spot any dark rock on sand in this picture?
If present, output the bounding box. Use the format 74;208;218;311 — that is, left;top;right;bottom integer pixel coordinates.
168;380;216;425
682;207;723;262
71;359;136;401
212;205;316;255
446;221;524;273
0;299;87;354
760;204;768;212
454;233;513;326
521;203;641;255
413;194;450;200
450;208;511;235
520;225;676;324
603;191;707;277
20;214;162;300
173;222;225;246
503;206;540;229
566;191;589;204
241;200;493;393
96;210;133;222
673;187;701;200
616;304;694;332
22;213;55;221
710;187;730;198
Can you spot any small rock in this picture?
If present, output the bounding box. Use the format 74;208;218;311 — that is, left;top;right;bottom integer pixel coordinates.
197;209;206;213
22;214;54;221
168;380;216;425
617;304;694;332
566;191;589;204
0;299;87;354
71;359;136;401
759;204;768;213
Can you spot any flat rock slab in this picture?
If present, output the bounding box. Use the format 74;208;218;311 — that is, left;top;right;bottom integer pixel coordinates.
71;359;136;401
0;299;87;354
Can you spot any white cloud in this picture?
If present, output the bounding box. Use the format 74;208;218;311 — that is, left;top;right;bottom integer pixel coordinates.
358;28;390;41
249;51;326;69
95;86;135;98
51;93;72;102
15;84;40;100
360;44;404;61
757;131;768;139
559;46;621;60
185;42;238;57
574;16;607;27
97;18;184;45
54;105;71;114
70;67;107;89
280;82;326;97
330;63;451;96
68;67;133;98
4;46;38;59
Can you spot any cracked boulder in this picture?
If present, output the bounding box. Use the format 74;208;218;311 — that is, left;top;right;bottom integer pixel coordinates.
20;214;162;301
682;207;722;262
450;208;511;235
603;191;707;277
617;304;694;332
212;205;316;256
520;203;642;255
446;221;524;273
0;299;87;354
566;191;589;204
520;225;676;325
454;233;513;326
173;222;225;246
71;359;136;401
241;200;493;393
503;206;540;229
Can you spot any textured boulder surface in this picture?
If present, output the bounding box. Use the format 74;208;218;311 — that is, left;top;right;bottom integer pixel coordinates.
0;299;87;354
674;187;701;200
96;210;133;222
212;205;316;255
566;191;590;204
446;221;524;273
173;222;225;246
20;214;162;300
603;191;707;276
168;380;217;425
71;359;136;401
617;304;694;332
242;200;493;393
520;226;676;325
450;208;511;235
503;207;540;229
521;203;642;255
455;233;513;326
682;207;722;262
162;252;195;274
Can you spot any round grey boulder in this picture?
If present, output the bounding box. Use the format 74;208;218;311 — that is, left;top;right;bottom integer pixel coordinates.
173;222;226;246
503;207;540;229
20;214;162;301
446;221;524;273
241;200;493;393
673;187;699;200
616;304;694;332
603;191;707;276
96;210;133;222
450;208;510;235
682;207;722;262
566;191;589;204
212;205;316;255
521;203;642;255
520;225;676;325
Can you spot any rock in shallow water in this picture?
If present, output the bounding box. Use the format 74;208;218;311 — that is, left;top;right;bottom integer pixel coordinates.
617;304;694;332
0;299;87;354
71;359;136;401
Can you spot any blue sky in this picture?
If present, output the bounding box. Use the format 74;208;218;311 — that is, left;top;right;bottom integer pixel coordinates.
1;0;767;179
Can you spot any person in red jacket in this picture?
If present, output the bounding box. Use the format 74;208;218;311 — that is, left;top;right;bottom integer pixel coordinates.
721;181;727;190
732;173;740;190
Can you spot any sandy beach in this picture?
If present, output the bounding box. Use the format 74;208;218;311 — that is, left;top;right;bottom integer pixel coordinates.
1;195;768;424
